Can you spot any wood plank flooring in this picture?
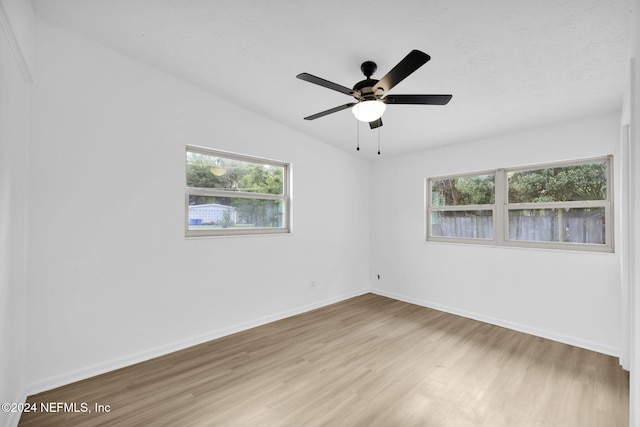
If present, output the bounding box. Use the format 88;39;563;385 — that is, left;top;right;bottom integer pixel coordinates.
19;293;629;426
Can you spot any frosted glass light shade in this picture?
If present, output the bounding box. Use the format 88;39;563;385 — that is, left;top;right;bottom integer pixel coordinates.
352;100;386;122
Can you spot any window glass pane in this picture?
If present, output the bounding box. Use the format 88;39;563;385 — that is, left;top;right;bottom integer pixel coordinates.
431;210;493;239
431;174;495;206
508;208;606;244
186;151;284;195
188;195;284;230
508;162;607;203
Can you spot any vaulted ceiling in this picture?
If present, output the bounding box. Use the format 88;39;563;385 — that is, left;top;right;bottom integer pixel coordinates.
32;0;631;160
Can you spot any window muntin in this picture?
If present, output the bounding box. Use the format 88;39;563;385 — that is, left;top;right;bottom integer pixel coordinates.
427;157;612;251
186;146;290;237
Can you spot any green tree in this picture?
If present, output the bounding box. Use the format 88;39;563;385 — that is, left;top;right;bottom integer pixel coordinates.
508;163;606;203
432;175;494;206
237;164;283;194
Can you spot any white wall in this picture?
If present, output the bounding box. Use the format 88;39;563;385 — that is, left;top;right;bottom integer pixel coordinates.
370;113;622;356
0;1;32;427
26;20;370;392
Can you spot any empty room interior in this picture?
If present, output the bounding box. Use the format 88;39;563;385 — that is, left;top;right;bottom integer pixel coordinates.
2;0;640;426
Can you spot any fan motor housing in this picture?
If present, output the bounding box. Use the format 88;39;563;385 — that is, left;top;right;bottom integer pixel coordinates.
353;78;379;100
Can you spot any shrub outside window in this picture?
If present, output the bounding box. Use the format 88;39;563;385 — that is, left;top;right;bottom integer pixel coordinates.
185;146;291;237
427;157;613;252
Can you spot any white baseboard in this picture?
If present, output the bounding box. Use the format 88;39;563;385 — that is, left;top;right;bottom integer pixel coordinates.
371;288;621;357
26;288;369;395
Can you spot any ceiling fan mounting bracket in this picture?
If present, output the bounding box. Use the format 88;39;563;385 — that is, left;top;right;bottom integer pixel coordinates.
360;61;377;78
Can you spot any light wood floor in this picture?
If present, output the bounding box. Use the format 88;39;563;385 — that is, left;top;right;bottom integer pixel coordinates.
20;293;629;426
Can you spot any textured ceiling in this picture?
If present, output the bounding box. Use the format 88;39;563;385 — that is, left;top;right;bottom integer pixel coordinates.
32;0;631;160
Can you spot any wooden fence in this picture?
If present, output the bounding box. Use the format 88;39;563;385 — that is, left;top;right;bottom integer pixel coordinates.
432;213;605;244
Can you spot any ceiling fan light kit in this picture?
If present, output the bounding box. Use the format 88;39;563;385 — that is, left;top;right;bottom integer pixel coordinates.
352;100;386;122
296;49;452;152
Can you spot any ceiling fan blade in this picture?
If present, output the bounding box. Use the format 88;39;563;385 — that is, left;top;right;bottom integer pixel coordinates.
297;73;357;96
369;118;383;129
372;50;431;95
383;94;452;105
303;103;357;120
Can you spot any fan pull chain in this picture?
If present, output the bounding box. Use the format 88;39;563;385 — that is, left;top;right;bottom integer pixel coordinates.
377;127;381;155
356;117;360;151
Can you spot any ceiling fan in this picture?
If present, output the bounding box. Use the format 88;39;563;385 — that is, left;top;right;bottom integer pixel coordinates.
296;50;452;129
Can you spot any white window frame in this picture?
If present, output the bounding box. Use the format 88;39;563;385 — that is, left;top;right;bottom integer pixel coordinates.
185;145;292;237
426;156;613;252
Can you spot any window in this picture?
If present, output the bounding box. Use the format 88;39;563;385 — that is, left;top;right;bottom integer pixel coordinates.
430;173;496;240
427;156;613;252
185;146;291;237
